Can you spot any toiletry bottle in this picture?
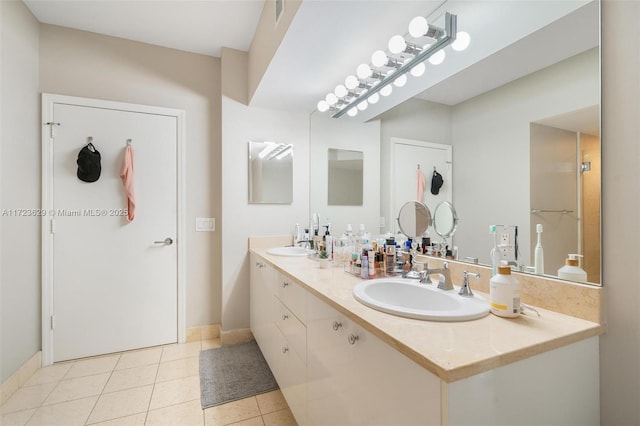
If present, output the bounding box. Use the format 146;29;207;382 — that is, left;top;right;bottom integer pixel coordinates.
489;262;520;318
534;224;544;275
325;228;333;261
368;250;376;278
361;254;369;279
557;254;587;282
385;240;396;276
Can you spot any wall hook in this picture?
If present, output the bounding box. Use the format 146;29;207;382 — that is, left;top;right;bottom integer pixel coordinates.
127;139;132;146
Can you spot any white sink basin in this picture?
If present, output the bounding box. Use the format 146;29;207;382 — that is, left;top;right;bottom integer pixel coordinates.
353;278;489;322
267;246;315;257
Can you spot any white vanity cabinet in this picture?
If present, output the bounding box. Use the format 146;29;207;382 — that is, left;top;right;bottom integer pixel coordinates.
250;253;600;426
306;291;441;426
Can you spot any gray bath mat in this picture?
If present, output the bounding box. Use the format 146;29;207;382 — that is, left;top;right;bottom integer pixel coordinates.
199;340;279;409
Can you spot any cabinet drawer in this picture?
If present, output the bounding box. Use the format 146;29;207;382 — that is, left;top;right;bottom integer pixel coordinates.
275;272;307;323
276;301;307;362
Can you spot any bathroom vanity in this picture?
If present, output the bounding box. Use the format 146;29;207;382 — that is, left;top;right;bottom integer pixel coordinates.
249;240;603;426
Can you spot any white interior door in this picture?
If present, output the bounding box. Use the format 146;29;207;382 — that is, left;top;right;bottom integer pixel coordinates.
49;100;179;362
391;138;453;235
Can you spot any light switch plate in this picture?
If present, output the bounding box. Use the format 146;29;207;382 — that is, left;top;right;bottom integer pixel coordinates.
196;217;215;232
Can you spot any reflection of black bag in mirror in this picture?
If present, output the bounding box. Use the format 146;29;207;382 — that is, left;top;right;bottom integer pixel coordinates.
431;170;443;195
77;143;101;182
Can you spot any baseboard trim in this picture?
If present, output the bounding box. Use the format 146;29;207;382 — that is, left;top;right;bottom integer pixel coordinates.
1;351;41;405
186;324;221;343
220;328;254;346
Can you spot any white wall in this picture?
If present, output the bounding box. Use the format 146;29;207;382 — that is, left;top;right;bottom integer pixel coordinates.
451;48;599;266
600;1;640;424
310;113;380;235
0;0;41;383
221;96;309;331
39;25;222;329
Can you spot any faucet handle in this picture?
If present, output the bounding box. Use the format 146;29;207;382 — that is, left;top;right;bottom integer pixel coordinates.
459;271;480;297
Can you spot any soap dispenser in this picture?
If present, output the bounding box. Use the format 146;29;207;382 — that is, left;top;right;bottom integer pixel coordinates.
557;254;587;282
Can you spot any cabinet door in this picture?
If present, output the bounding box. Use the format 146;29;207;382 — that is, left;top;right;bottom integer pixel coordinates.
307;293;441;426
249;255;276;352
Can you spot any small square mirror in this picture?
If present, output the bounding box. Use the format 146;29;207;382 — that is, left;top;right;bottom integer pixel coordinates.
248;141;293;204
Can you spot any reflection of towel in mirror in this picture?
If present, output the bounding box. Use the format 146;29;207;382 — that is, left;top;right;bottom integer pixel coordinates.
120;145;136;222
417;169;426;201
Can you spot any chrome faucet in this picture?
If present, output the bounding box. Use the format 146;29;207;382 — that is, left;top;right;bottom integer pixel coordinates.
426;262;453;291
459;271;480;297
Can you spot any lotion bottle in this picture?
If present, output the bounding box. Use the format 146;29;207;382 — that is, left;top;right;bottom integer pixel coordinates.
489;262;520;318
557;254;587;282
534;224;544;275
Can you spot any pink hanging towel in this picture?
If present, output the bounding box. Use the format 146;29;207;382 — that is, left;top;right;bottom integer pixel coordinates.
417;168;426;202
120;145;136;222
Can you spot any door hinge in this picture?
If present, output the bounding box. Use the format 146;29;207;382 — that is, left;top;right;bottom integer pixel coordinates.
50;218;55;234
45;122;60;139
50;315;55;330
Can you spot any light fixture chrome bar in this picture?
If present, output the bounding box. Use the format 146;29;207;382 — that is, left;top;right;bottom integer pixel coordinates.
332;12;457;118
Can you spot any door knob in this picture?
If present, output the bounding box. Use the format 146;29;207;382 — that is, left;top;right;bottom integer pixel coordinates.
154;237;173;245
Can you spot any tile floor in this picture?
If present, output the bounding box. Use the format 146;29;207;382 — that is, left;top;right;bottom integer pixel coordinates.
1;339;297;426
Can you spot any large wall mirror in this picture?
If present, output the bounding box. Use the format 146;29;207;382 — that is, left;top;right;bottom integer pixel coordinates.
308;0;601;285
248;140;293;204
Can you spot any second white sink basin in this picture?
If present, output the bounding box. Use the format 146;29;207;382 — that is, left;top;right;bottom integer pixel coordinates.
266;246;315;257
353;278;489;322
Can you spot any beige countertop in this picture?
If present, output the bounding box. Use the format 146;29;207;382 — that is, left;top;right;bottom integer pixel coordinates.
250;246;604;383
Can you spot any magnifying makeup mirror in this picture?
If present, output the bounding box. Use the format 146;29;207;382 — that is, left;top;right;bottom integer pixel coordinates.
433;201;458;239
397;201;432;238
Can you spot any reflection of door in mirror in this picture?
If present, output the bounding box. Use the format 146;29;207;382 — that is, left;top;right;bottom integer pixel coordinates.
391;138;452;237
328;148;363;206
530;107;601;284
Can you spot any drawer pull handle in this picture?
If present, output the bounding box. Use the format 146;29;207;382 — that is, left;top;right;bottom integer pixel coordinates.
348;334;359;345
332;321;342;331
282;281;289;288
282;346;289;354
282;314;289;320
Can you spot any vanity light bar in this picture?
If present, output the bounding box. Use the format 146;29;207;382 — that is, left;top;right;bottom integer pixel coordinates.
319;12;464;119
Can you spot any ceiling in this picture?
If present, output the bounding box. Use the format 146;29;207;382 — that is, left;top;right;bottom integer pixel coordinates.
23;0;599;122
23;0;264;57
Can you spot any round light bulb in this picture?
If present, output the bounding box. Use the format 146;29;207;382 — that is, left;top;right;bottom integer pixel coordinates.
325;93;338;106
393;74;407;87
429;49;446;65
317;100;329;112
452;31;471;51
380;85;393;97
409;16;428;38
347;107;358;117
410;62;426;77
368;93;379;104
356;63;372;79
357;100;368;111
345;75;359;90
334;84;348;98
371;50;388;68
388;35;407;54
